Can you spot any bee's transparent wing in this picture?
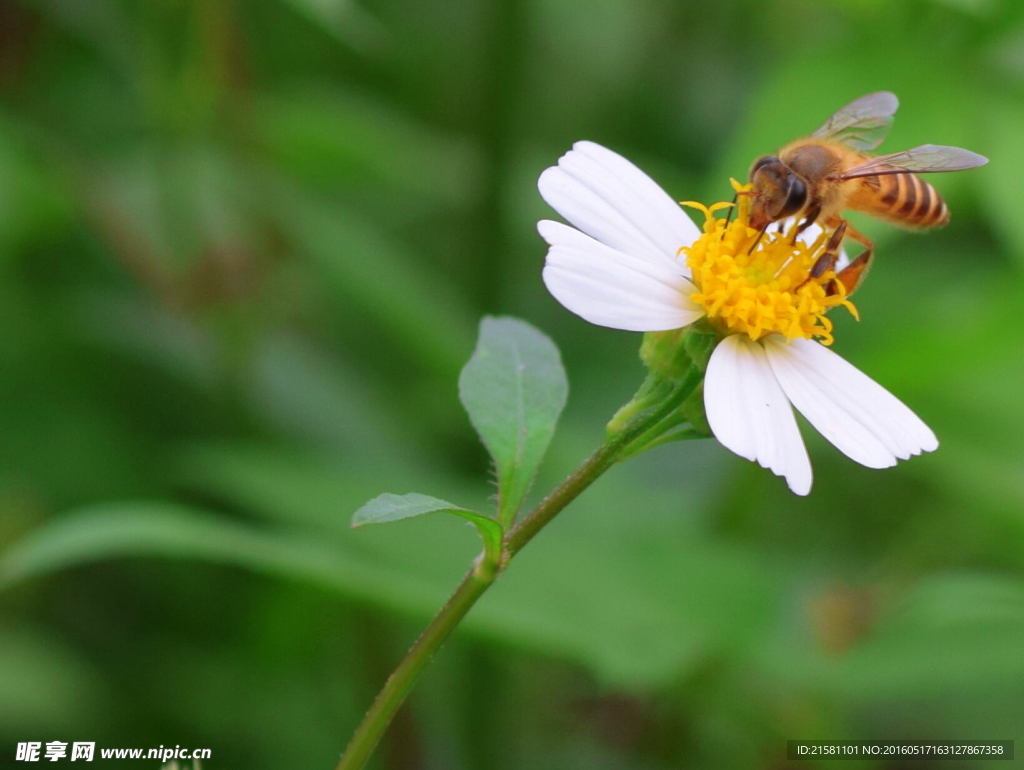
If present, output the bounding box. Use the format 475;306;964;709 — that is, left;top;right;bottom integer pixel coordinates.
812;91;899;151
834;144;989;180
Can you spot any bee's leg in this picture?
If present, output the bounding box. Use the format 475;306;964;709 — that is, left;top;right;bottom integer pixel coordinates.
789;203;822;244
798;220;848;291
828;224;874;297
746;222;771;254
719;192;738;240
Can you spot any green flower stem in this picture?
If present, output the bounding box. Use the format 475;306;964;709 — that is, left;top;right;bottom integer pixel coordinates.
604;375;674;436
335;567;489;770
335;364;703;770
624;426;705;457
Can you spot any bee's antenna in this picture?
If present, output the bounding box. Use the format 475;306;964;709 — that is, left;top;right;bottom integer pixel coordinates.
747;223;770;255
720;193;738;240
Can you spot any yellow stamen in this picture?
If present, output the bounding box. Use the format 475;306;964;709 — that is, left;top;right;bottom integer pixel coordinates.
680;183;858;346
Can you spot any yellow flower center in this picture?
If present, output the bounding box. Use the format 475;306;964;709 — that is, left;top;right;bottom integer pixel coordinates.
680;181;857;346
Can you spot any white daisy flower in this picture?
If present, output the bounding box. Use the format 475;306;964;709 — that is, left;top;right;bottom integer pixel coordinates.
538;141;937;496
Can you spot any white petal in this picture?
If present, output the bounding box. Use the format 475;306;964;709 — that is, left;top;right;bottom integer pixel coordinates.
539;220;703;332
794;219;823;248
764;336;938;469
538;141;700;268
794;220;850;270
704;335;813;496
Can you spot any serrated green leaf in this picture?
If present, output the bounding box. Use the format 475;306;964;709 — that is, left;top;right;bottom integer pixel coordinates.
458;317;568;527
352;493;502;566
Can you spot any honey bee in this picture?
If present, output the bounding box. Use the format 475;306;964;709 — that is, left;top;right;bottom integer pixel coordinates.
747;91;987;294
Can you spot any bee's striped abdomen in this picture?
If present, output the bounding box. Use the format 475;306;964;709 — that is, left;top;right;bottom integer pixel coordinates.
874;172;949;228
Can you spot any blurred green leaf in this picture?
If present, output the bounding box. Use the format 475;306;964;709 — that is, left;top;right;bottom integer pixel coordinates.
0;491;776;687
485;523;780;686
756;573;1024;702
274;185;476;374
0;629;113;732
0;118;73;254
352;492;502;565
0;503;458;613
246;331;407;454
173;442;483;542
832;587;1024;698
253;88;479;208
166;437;760;686
928;0;998;15
979;94;1024;267
273;0;388;53
459;317;568;526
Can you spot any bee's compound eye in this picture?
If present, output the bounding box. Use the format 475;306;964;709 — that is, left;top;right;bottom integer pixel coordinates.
749;155;779;180
776;173;808;218
786;174;807;206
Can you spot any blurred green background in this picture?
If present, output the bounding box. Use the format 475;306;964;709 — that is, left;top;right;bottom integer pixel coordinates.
1;0;1023;767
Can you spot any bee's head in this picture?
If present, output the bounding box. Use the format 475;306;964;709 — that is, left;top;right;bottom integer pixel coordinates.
747;155;807;230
